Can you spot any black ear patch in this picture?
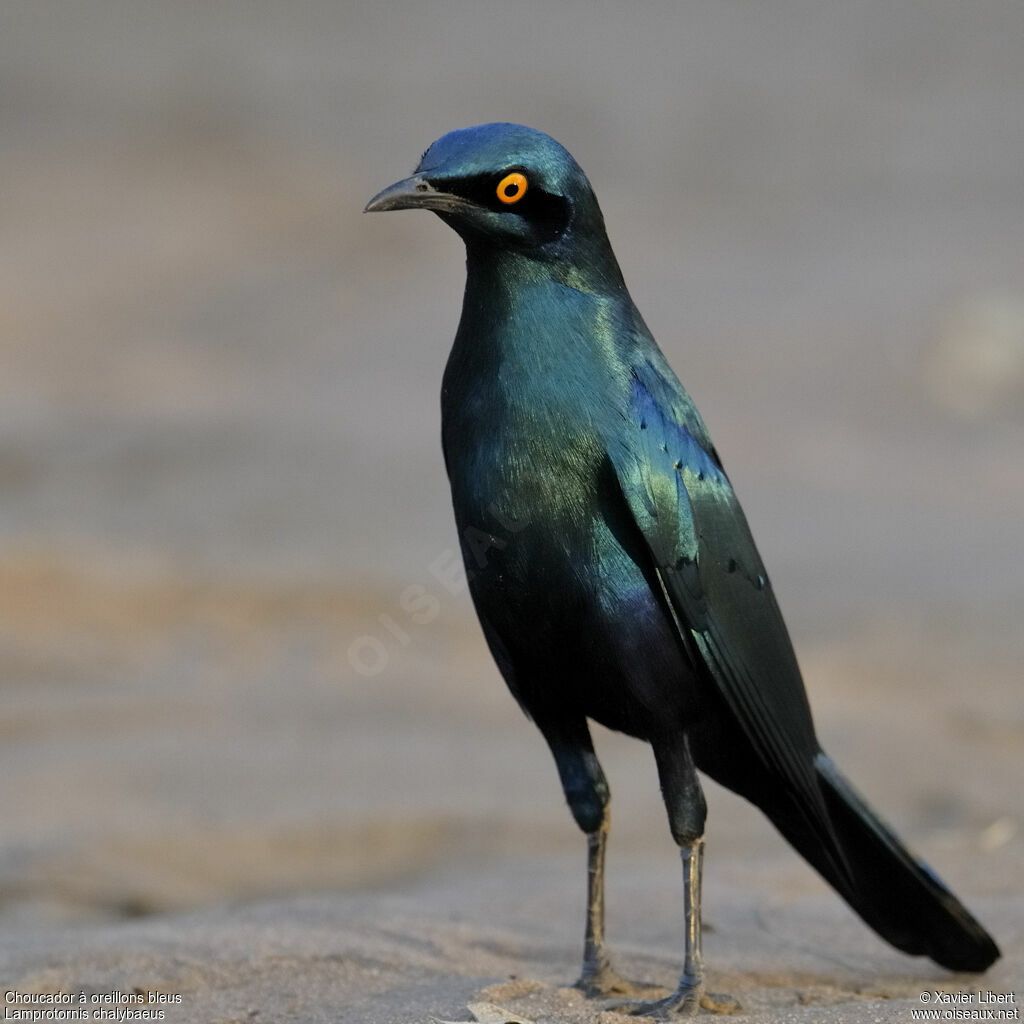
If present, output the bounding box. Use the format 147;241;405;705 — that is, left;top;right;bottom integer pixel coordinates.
439;173;571;242
521;188;572;243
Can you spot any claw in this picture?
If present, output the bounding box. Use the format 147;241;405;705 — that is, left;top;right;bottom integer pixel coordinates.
576;961;662;999
576;963;632;998
616;985;740;1018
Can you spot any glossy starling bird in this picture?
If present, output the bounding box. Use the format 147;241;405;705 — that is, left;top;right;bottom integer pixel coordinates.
366;123;999;1015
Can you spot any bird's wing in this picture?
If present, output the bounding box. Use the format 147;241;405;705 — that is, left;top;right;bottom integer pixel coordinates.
605;360;847;874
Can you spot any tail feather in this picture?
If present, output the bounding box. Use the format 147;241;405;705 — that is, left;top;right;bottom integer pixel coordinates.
770;754;1000;973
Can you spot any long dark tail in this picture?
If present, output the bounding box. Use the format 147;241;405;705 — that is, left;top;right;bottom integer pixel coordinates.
770;753;1000;973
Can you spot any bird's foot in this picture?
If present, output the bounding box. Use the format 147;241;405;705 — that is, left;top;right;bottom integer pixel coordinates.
612;975;740;1018
576;956;662;999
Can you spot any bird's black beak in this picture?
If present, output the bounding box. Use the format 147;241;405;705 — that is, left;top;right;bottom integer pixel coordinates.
364;175;472;215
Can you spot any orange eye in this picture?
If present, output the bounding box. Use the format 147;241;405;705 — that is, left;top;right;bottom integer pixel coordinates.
496;171;528;204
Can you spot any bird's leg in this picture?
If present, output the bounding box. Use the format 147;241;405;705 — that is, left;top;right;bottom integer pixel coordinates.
578;808;655;995
642;837;707;1015
617;736;738;1018
578;810;616;992
540;718;648;998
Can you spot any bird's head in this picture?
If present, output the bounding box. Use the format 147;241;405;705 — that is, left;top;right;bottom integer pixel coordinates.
365;123;607;258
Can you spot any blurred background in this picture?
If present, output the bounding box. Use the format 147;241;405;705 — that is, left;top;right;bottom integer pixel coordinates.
0;0;1021;984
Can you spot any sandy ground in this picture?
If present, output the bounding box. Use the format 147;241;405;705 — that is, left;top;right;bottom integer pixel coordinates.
1;3;1022;1021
